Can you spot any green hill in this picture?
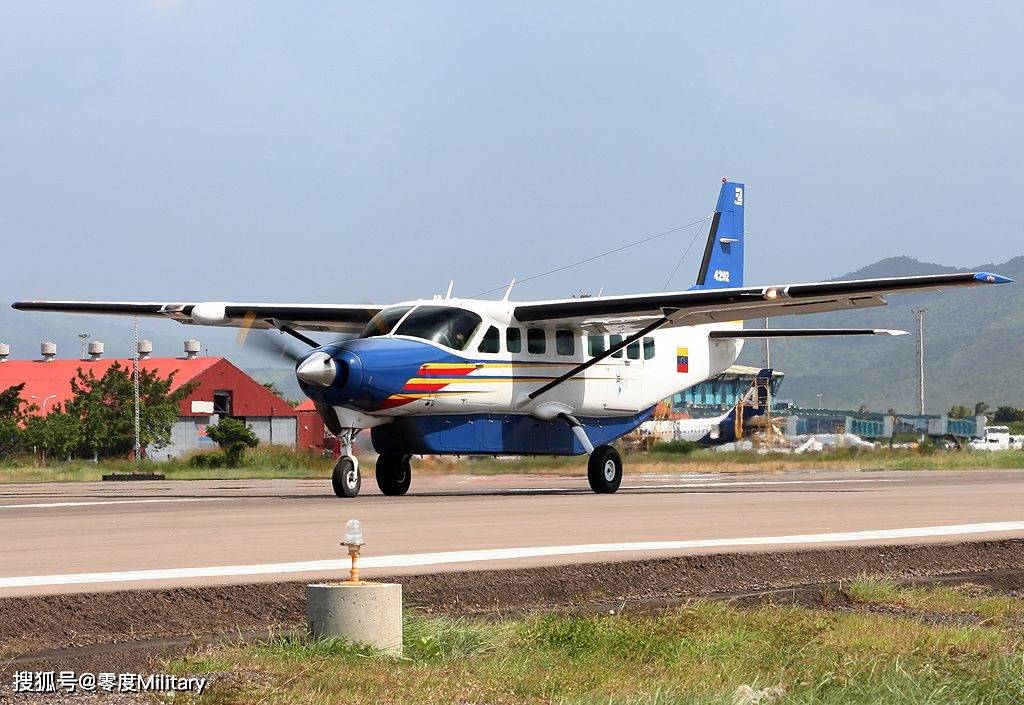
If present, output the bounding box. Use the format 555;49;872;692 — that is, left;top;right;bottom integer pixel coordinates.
737;255;1024;413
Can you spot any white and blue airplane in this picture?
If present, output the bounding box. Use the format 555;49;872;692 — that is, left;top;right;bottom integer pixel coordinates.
14;180;1013;497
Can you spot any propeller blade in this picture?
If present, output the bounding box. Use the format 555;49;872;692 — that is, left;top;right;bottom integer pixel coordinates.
234;310;259;347
242;331;308;364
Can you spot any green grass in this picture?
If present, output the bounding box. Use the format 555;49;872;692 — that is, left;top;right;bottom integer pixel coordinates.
0;446;336;484
167;585;1024;705
458;447;1024;476
2;447;1024;484
847;576;1024;623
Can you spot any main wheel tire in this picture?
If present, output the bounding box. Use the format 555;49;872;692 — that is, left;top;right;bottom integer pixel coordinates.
587;445;623;494
332;455;361;498
376;454;412;496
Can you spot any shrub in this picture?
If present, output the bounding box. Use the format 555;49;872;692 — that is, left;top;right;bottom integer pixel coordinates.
649;440;701;455
205;417;260;467
188;452;227;468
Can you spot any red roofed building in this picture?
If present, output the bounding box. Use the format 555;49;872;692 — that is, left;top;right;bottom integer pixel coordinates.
294;399;330;456
0;355;325;459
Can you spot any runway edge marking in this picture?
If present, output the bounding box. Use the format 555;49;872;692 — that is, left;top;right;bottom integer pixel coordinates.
0;498;233;510
2;521;1023;590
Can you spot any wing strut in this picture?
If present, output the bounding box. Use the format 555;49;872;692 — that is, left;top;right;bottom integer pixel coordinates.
269;320;320;348
526;311;676;402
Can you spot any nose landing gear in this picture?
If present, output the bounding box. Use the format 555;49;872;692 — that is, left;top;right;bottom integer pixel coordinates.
332;455;361;498
332;429;362;498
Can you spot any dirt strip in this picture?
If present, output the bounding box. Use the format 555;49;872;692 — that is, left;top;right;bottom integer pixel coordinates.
2;538;1023;676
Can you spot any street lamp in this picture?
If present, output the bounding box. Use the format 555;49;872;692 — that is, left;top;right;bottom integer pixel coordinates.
78;333;91;361
31;394;57;412
816;393;823;410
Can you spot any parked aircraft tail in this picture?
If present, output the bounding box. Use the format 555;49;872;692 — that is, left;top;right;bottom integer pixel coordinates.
733;367;772;419
693;180;745;290
699;368;772;446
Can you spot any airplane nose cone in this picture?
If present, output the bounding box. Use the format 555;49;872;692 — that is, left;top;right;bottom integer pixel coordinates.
296;351;337;386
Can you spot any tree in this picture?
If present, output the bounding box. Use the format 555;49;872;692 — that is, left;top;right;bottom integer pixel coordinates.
993;406;1024;423
205;417;259;467
24;408;83;462
263;381;301;407
974;402;991;417
64;363;196;458
948;405;972;420
0;383;34;458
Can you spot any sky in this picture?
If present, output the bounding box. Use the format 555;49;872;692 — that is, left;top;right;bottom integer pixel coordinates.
1;1;1021;316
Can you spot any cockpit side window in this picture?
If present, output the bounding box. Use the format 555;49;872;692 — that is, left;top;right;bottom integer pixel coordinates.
360;306;412;338
394;306;483;350
478;325;500;353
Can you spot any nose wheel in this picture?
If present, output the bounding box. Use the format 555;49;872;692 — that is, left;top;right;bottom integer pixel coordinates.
332;455;361;498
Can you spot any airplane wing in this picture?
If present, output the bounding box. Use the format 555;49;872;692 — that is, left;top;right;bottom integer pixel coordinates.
512;272;1012;331
10;300;384;335
708;328;909;338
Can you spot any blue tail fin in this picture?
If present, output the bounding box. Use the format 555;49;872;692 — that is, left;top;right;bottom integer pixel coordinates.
693;180;744;289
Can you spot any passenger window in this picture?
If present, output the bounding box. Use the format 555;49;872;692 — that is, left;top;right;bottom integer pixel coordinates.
527;328;546;354
627;341;640;360
555;329;575;356
643;336;655;360
506;327;521;353
587;335;606;357
610;334;624;358
478;326;500;353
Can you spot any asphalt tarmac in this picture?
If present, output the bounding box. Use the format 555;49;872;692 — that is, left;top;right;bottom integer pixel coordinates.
1;469;1022;597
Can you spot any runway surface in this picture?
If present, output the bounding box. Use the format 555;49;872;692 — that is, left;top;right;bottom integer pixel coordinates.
1;469;1022;596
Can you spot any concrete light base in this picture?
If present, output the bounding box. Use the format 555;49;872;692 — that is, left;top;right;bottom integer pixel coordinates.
306;582;403;656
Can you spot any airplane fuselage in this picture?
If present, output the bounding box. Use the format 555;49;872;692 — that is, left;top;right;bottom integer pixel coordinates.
297;298;744;455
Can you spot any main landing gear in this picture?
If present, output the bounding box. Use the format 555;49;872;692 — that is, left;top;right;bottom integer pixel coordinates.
587;445;623;493
558;412;623;494
375;454;412;496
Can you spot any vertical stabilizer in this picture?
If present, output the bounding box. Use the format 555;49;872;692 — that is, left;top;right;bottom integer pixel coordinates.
694;180;745;289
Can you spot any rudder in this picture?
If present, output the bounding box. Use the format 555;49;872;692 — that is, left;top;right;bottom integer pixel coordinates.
694;180;744;289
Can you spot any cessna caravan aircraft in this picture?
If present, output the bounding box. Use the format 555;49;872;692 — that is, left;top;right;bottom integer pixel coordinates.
14;180;1012;497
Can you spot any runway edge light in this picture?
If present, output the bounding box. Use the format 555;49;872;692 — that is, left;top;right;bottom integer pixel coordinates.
344;519;365;583
307;518;403;655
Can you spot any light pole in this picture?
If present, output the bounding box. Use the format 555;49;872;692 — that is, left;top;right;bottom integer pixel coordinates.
132;316;141;463
763;318;771;369
816;393;823;410
912;309;926;415
78;333;91;360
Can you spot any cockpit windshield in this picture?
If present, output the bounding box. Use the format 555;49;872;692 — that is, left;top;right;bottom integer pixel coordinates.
394;306;482;350
360;306;412;338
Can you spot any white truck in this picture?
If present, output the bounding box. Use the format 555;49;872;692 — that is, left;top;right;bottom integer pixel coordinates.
969;426;1023;451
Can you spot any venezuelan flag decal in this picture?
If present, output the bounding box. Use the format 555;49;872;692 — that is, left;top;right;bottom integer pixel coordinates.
676;347;689;373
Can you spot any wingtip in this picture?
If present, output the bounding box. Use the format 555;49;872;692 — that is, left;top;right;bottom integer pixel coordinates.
975;272;1014;284
875;329;910;336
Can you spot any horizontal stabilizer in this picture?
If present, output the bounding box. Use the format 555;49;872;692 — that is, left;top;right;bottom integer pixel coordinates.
709;328;908;339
